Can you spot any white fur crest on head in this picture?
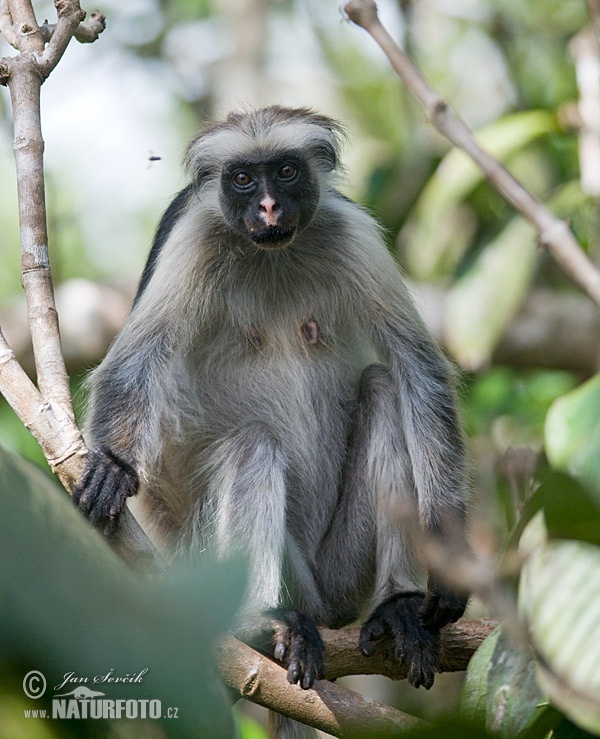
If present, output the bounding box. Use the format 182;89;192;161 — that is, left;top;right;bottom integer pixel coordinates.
185;106;345;182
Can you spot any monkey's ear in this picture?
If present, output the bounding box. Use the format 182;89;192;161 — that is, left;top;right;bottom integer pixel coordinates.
306;115;346;173
184;150;215;187
311;138;338;172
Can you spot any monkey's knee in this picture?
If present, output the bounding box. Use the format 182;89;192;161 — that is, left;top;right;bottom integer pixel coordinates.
358;363;394;405
224;420;282;462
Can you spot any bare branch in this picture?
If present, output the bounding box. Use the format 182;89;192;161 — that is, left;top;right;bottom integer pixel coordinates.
0;1;155;573
217;636;422;738
0;0;17;47
344;0;600;308
587;0;600;47
570;29;600;198
217;619;497;736
6;0;43;52
39;12;106;46
0;328;83;485
38;1;86;78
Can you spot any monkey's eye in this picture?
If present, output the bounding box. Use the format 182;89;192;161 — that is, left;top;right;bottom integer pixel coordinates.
233;171;253;188
278;164;297;180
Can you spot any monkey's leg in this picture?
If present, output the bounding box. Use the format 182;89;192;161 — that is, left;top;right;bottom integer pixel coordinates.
348;364;444;689
197;421;325;690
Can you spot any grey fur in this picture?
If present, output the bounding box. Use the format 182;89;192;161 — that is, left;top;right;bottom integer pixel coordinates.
83;106;469;737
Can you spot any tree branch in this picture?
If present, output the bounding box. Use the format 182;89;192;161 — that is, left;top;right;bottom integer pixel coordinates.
0;0;161;574
344;0;600;308
217;619;497;737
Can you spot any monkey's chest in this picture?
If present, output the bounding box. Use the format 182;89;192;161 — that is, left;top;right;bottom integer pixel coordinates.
189;314;375;435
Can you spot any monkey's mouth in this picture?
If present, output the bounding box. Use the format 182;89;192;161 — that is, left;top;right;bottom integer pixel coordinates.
250;225;296;247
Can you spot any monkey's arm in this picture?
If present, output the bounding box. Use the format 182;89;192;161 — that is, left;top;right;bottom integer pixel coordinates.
74;324;174;536
74;186;199;536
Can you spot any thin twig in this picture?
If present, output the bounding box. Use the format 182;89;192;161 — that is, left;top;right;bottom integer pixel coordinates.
343;0;600;308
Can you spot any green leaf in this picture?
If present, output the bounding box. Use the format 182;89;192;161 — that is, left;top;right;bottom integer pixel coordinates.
520;538;600;735
444;216;537;369
403;110;557;279
460;625;501;724
545;373;600;502
0;445;245;737
461;624;557;738
520;468;600;547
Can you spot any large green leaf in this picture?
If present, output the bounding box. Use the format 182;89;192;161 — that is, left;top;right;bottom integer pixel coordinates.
518;469;600;547
461;624;558;738
0;445;245;738
444;215;537;370
402;110;557;279
545;373;600;503
460;625;501;725
520;535;600;735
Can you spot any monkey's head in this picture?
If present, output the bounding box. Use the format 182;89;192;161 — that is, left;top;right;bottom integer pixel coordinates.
186;106;345;249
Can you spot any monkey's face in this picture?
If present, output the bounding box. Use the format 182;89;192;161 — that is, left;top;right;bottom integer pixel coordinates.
219;153;319;249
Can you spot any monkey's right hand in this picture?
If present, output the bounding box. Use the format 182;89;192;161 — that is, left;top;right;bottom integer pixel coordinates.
73;447;139;537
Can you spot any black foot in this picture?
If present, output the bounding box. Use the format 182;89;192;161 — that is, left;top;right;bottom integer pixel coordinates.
419;575;468;630
73;447;139;537
271;610;325;690
360;594;441;689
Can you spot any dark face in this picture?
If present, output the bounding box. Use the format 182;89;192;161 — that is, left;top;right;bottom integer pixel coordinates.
219;152;319;249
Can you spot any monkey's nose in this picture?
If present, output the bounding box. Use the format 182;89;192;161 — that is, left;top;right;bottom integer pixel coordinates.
259;196;281;226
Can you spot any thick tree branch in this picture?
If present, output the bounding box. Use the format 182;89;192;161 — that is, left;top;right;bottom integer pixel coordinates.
344;0;600;308
217;619;497;737
217;637;422;738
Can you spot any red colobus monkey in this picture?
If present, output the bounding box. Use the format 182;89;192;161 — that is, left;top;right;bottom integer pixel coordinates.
75;106;469;737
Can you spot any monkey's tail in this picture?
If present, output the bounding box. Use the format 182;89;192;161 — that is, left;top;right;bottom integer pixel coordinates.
267;711;319;739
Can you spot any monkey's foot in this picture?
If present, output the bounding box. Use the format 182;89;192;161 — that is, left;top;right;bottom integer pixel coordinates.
73;447;139;537
419;574;468;630
359;594;441;689
271;610;325;690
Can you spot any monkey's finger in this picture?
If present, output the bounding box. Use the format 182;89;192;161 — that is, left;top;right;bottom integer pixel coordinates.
287;657;302;685
359;618;386;656
274;640;288;662
403;629;439;690
301;665;317;690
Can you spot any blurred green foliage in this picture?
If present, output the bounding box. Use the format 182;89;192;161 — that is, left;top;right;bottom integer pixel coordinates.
0;446;246;738
2;0;600;736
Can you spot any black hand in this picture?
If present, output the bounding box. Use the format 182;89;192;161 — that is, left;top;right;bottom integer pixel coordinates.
73;447;139;537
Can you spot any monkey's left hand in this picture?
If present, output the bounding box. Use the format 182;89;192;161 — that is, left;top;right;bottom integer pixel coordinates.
73;447;139;537
418;574;468;630
359;593;441;689
271;610;325;690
